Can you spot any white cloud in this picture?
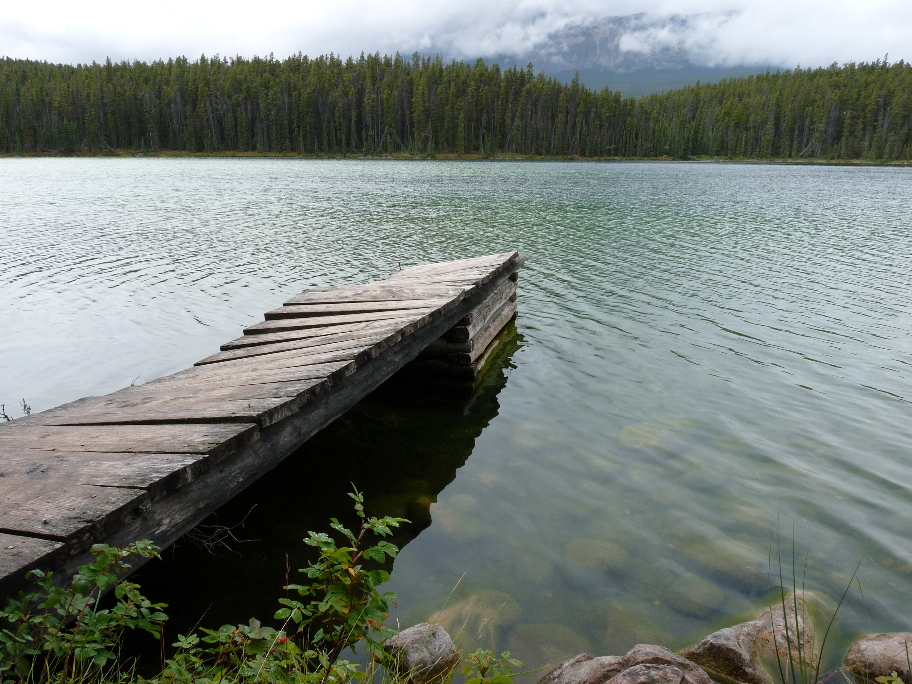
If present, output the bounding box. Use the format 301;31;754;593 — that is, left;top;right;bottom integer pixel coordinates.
0;0;910;68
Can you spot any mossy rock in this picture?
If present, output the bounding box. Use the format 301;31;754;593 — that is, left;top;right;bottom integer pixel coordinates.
619;415;694;449
510;547;557;585
507;622;592;672
565;538;629;571
511;421;565;449
433;493;485;539
665;572;728;618
679;539;767;587
619;422;667;449
585;515;634;544
433;589;521;650
599;600;676;655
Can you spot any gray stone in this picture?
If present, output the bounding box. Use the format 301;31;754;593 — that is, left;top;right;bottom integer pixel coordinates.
537;645;711;684
623;644;712;684
383;623;460;684
537;653;626;684
679;593;816;684
844;633;912;684
607;664;685;684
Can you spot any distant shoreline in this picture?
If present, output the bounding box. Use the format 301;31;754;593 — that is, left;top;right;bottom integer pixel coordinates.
2;150;910;166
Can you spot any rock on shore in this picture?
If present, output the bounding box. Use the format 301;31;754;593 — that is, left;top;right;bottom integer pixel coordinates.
843;633;912;684
383;623;460;684
538;644;712;684
678;592;816;684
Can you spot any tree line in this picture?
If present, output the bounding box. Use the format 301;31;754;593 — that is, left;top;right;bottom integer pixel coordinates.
1;52;910;160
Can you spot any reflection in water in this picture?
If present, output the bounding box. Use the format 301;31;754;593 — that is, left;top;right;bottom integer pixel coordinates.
132;323;524;641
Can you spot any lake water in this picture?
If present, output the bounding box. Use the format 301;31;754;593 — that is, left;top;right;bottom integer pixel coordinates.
2;158;911;672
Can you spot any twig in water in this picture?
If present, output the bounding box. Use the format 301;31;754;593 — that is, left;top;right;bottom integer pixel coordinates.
186;505;259;556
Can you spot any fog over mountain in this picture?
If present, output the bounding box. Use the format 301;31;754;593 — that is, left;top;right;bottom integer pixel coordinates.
436;13;732;72
461;13;776;94
3;0;910;95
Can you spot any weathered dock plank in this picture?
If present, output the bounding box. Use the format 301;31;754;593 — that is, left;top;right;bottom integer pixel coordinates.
0;534;66;595
0;251;524;597
283;284;461;305
0;423;259;458
243;309;428;335
263;298;450;319
220;319;402;351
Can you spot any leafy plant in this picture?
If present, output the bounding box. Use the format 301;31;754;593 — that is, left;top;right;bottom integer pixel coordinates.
876;674;907;684
461;649;524;684
275;488;407;680
0;540;166;683
0;490;532;684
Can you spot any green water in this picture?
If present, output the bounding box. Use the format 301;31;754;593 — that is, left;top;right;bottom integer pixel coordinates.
2;159;911;671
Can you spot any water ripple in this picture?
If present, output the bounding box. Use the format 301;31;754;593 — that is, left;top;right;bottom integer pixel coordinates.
2;159;911;664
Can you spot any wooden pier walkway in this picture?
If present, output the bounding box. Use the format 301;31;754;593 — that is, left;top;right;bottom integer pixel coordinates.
0;252;523;598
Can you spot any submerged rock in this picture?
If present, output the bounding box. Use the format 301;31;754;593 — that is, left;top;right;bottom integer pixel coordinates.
665;572;727;618
678;593;816;684
601;600;675;654
843;632;912;684
537;644;711;684
565;538;629;571
434;589;520;648
509;622;592;672
383;623;460;684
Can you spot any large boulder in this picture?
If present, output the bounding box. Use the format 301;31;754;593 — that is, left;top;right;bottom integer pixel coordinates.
843;633;912;684
383;623;460;684
623;644;713;684
537;653;626;684
537;644;711;684
678;593;816;684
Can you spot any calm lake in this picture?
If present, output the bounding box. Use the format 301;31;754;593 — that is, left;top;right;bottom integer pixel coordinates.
2;158;911;671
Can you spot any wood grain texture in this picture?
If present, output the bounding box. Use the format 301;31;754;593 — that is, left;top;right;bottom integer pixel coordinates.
283;284;461;306
197;332;392;367
445;292;517;344
243;309;425;335
263;299;450;320
0;450;208;501
448;299;518;365
0;423;259;460
220;319;403;351
420;295;516;358
0;480;149;550
146;360;350;391
24;378;327;429
454;278;517;327
0;533;66;597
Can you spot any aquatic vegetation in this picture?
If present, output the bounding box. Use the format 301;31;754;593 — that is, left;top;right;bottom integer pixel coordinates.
506;623;591;673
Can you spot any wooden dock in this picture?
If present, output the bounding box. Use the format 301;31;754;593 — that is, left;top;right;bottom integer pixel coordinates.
0;252;524;598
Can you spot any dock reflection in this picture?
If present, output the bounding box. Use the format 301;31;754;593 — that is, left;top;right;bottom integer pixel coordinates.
132;322;523;639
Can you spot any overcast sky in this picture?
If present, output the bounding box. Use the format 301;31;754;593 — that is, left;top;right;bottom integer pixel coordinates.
2;0;910;69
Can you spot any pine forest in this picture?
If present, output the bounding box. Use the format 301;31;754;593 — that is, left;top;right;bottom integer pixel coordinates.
1;53;910;160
